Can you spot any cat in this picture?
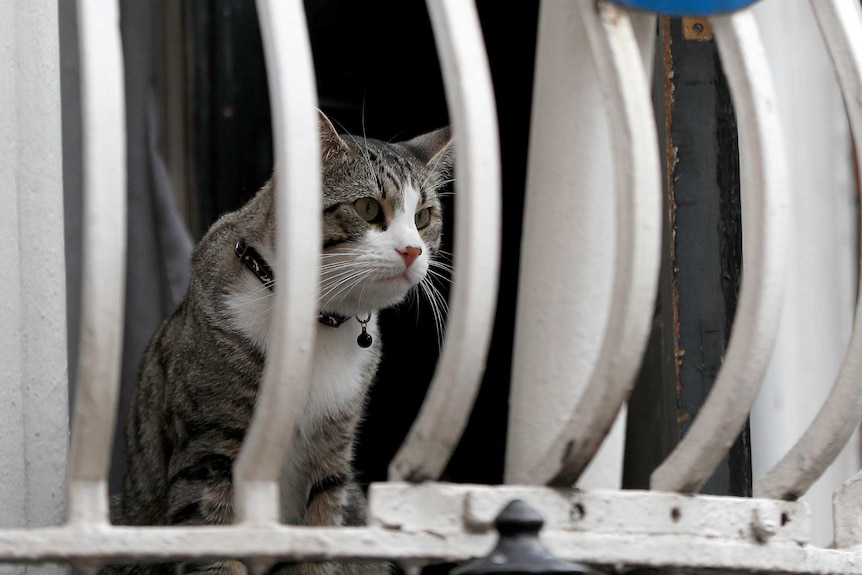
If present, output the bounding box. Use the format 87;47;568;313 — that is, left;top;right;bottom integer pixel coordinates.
107;111;453;575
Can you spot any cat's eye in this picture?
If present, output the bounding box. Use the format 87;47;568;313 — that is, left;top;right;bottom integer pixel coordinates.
415;208;432;229
354;198;382;223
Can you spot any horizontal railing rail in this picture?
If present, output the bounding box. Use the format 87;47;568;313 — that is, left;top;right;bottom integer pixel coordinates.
1;0;862;574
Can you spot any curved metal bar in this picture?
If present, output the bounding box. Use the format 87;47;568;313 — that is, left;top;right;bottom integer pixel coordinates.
651;9;788;493
388;0;501;481
630;12;658;78
506;0;609;485
66;0;127;525
232;0;320;524
535;2;662;487
754;0;862;501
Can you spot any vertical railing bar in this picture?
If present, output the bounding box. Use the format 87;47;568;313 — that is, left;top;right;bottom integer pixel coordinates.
66;0;127;526
754;0;862;501
388;0;501;482
529;1;662;487
629;12;658;78
505;0;613;486
651;9;788;493
232;0;320;525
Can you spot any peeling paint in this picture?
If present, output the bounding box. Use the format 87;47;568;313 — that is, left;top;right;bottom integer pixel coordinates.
662;18;685;396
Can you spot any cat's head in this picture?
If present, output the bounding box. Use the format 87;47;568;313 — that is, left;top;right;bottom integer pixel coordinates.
213;111;453;348
315;112;453;317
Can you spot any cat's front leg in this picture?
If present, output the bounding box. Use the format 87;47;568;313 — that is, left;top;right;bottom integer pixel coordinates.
166;453;246;575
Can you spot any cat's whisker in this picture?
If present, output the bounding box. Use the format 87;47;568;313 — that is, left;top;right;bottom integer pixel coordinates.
433;250;455;264
320;262;365;274
423;284;446;351
318;271;366;305
318;269;375;311
354;270;384;313
322;245;368;254
320;260;367;273
423;276;450;317
234;284;277;306
324;270;374;311
418;275;448;351
428;260;454;272
319;261;365;272
319;267;371;291
426;269;452;285
320;252;366;259
419;148;454;193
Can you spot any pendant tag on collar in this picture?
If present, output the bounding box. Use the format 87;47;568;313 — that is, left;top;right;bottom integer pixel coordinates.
356;313;373;348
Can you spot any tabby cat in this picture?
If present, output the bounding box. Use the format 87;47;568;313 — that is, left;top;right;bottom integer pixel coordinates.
108;111;453;575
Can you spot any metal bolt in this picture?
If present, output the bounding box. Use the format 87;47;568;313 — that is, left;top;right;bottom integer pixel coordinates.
451;500;603;575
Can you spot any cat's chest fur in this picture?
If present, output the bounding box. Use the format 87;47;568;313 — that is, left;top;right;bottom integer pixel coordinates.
225;271;379;427
304;312;379;424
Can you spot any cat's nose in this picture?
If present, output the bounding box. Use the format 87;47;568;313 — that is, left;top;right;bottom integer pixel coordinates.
397;246;422;268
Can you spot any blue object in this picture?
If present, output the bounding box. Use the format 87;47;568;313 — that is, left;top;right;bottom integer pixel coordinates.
607;0;760;15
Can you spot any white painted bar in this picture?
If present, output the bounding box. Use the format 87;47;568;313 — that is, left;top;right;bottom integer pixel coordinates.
8;0;69;538
232;0;321;525
389;0;501;481
67;0;127;526
0;528;856;575
0;484;859;574
629;12;657;78
753;0;862;503
749;0;857;546
651;10;788;493
369;484;809;545
541;1;661;487
0;2;32;539
506;0;616;487
507;0;661;487
0;13;68;575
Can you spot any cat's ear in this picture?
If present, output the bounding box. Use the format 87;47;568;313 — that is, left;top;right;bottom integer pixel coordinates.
402;127;454;175
318;109;349;159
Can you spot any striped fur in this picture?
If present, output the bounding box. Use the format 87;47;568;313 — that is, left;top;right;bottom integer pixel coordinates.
103;113;453;575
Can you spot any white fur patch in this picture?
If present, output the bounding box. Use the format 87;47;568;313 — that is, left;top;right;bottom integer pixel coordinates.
225;279;377;423
302;313;379;424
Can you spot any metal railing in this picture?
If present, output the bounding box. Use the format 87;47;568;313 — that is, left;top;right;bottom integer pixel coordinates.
2;0;862;573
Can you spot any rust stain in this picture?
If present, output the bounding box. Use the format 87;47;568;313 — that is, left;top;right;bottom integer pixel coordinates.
682;17;713;41
596;0;622;24
663;18;684;389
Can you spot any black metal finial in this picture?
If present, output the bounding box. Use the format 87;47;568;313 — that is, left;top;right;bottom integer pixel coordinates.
451;500;602;575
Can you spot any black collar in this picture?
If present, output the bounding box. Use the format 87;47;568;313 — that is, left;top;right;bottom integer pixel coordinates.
235;238;350;329
235;238;274;290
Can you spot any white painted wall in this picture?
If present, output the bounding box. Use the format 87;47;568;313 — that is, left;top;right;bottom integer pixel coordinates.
0;0;69;573
751;0;859;548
